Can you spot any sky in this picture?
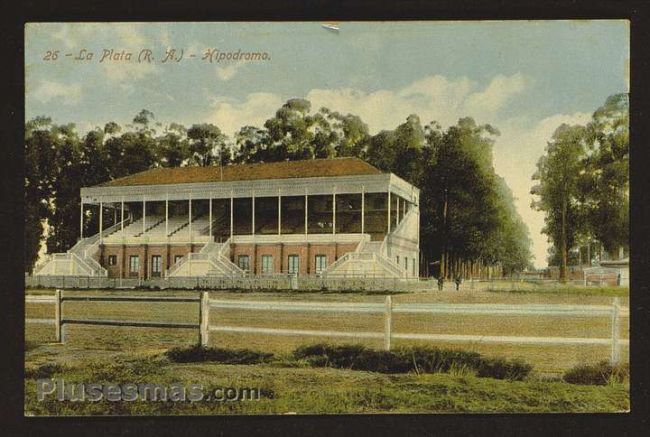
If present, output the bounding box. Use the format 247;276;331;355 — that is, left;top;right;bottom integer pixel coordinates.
25;21;629;267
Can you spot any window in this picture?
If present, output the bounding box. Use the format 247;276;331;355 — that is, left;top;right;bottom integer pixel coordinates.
238;255;250;272
396;255;400;265
315;255;328;273
151;255;162;276
261;255;273;274
174;255;183;264
107;255;117;266
287;255;300;275
404;257;408;270
129;255;140;273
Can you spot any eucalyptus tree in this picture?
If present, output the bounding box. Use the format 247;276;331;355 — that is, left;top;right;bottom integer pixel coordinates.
531;124;589;281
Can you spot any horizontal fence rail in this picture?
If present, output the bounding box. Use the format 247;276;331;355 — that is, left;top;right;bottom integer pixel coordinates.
61;319;199;329
60;296;200;303
25;291;629;364
26;290;205;344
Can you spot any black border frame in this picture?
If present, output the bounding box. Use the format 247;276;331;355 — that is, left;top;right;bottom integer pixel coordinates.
2;1;649;435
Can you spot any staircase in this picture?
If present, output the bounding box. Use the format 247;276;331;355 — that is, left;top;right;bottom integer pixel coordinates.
166;239;245;278
325;233;407;278
33;217;130;277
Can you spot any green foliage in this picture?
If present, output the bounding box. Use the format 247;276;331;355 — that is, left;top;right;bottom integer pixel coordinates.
416;117;531;276
23;356;629;415
476;357;533;381
531;93;629;274
187;123;228;166
165;345;274;364
563;361;629;385
25;101;532;276
25;362;65;379
531;124;589;279
293;343;532;381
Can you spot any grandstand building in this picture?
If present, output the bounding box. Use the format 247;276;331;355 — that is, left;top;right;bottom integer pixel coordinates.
34;158;420;279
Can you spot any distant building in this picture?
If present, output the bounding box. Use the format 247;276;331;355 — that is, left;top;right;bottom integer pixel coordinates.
34;158;420;279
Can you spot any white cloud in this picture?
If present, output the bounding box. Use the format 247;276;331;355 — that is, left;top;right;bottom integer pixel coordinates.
32;80;82;105
206;92;284;136
216;63;243;81
465;73;533;115
305;73;531;131
99;59;158;82
48;23;95;49
115;25;147;47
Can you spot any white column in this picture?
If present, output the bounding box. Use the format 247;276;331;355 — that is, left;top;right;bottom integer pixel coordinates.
165;194;169;238
120;198;124;231
121;197;124;244
361;186;365;235
99;200;103;244
230;190;234;239
304;188;308;235
387;190;391;234
142;196;146;235
252;190;256;235
188;193;192;242
80;200;84;239
396;196;400;226
332;187;336;235
278;188;282;235
209;196;213;239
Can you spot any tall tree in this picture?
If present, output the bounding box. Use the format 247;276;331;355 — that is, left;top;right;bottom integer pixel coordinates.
25;117;57;272
531;124;588;281
157;123;191;167
187;123;228;167
582;93;629;256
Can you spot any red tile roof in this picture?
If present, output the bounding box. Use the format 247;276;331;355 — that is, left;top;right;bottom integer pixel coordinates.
98;157;382;187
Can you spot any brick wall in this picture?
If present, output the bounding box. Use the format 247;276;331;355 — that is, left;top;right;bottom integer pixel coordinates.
230;242;360;276
100;244;197;279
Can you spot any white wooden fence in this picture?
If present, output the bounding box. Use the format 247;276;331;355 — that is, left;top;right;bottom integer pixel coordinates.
26;291;629;364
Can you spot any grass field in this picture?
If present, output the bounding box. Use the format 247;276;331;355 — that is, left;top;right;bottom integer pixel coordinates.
25;287;630;414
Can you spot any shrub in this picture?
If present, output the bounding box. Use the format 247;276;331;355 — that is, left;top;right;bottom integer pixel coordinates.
165;345;274;364
293;343;532;380
25;362;64;379
563;361;629;385
477;357;532;381
394;347;484;374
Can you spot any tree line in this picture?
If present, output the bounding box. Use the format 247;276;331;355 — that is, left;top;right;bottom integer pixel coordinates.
25;100;533;277
531;93;629;281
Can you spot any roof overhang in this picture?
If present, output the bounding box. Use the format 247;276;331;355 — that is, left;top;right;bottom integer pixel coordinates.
81;173;420;205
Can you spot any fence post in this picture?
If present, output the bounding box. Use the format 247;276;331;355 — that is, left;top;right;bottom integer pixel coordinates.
610;297;620;365
200;291;209;347
384;295;392;351
54;289;62;343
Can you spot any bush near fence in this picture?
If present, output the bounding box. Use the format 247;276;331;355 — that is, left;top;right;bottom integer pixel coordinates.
563;361;630;385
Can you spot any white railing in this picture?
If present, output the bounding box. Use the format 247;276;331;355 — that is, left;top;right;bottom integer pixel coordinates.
390;206;417;237
167;240;245;278
72;217;131;252
207;296;628;362
326;252;352;272
26;292;628;365
326;251;406;278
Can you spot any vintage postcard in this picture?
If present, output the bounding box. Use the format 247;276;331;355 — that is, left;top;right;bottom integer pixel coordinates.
24;21;629;415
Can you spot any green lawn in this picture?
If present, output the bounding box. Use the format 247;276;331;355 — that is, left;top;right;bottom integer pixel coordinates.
24;353;629;415
25;287;630;414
